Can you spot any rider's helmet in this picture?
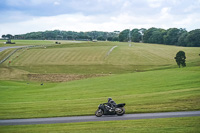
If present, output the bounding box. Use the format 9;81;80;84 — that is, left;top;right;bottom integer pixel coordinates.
110;100;116;105
108;97;112;102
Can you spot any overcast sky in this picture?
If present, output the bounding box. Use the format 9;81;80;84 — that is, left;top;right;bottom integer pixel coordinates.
0;0;200;36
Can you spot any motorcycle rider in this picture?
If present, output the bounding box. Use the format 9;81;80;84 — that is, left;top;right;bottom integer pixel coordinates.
107;98;116;112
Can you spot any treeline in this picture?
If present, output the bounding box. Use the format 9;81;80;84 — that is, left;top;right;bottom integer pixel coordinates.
2;30;119;41
2;28;200;47
119;28;200;47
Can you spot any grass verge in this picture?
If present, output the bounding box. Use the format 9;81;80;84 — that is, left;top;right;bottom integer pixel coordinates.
0;117;199;133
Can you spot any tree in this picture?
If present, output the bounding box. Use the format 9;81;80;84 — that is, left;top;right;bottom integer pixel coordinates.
143;28;166;44
164;28;186;45
164;28;178;45
143;27;157;43
131;29;142;42
2;35;6;39
186;29;200;47
14;35;20;39
174;51;186;68
5;34;13;39
150;29;166;44
97;36;105;41
139;28;146;42
178;32;188;46
119;29;129;42
107;37;113;41
112;37;119;41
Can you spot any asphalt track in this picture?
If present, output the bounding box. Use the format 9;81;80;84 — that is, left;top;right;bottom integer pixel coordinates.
0;111;200;125
0;46;26;52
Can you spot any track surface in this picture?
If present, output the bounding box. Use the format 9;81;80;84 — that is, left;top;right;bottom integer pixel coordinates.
0;111;200;125
0;46;26;52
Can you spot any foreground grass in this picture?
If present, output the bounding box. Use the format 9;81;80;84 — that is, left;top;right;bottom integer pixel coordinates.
0;117;199;133
0;67;199;119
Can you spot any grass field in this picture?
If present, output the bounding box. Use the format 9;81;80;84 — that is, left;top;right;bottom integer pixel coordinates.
1;41;200;78
0;117;199;133
0;66;199;119
0;49;14;61
0;40;199;132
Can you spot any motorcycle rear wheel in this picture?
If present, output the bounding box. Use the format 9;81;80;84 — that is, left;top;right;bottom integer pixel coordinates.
116;107;125;116
95;109;103;117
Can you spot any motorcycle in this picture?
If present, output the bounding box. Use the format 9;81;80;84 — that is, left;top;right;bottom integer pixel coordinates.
95;102;126;117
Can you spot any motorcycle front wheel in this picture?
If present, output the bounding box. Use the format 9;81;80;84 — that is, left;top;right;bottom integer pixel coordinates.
95;109;103;117
116;107;125;116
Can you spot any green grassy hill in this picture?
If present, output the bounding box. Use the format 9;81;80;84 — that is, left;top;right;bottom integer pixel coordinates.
0;40;200;120
0;67;200;119
1;41;200;76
